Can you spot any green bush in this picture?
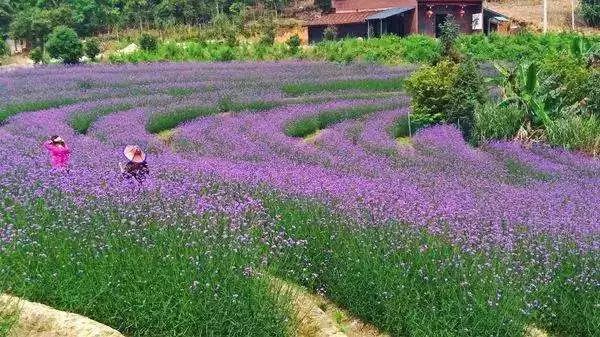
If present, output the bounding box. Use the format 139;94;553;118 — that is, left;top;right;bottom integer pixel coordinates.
404;60;458;126
446;61;488;138
323;26;337;41
286;34;301;55
438;17;460;60
45;26;83;64
405;59;486;138
583;71;600;115
84;38;100;61
538;53;589;116
139;33;158;52
0;40;7;57
258;17;276;46
29;47;44;64
474;103;526;142
580;0;600;27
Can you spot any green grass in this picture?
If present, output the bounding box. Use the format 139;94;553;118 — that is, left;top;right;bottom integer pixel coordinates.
0;311;17;337
146;98;283;134
263;196;598;337
0;187;597;337
166;87;196;97
0;197;293;337
0;98;79;123
284;104;399;138
69;103;134;134
282;77;405;97
146;106;219;133
106;33;600;66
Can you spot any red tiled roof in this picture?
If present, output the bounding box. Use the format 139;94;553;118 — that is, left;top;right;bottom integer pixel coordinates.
332;0;417;12
305;11;380;26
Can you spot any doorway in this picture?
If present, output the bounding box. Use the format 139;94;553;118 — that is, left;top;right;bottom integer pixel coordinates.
435;14;448;37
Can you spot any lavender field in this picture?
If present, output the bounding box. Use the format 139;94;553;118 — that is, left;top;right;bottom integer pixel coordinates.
0;62;598;337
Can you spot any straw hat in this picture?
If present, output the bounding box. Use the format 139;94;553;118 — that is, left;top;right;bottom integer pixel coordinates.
51;136;65;144
124;145;146;163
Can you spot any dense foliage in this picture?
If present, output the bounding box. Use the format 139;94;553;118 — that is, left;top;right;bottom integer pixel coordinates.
404;60;487;137
84;38;100;60
581;0;600;27
45;26;83;63
108;33;600;66
2;0;293;45
139;33;158;52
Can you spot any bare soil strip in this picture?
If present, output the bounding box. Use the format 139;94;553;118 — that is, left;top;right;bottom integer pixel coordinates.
270;278;389;337
0;294;124;337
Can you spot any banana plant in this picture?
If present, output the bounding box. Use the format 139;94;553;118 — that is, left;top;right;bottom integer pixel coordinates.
570;36;600;68
494;61;553;129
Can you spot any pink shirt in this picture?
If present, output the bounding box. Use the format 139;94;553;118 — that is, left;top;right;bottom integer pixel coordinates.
43;141;71;169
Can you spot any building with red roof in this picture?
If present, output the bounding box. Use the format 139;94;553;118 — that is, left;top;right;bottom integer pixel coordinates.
306;0;507;43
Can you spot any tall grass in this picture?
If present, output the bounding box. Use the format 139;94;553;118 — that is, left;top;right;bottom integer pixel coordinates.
70;103;134;134
282;77;404;96
284;104;398;137
473;104;526;143
146;106;219;133
547;115;600;156
264;196;599;337
146;98;282;133
0;198;293;337
0;98;78;123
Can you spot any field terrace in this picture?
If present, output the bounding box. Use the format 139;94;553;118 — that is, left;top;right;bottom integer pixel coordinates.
0;62;598;337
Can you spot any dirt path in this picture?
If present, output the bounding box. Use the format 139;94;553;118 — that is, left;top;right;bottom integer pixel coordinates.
0;294;124;337
270;278;389;337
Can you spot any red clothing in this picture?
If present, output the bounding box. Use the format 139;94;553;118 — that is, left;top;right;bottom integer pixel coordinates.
43;140;71;169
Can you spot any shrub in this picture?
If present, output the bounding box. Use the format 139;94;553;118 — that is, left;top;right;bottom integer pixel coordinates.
323;26;337;41
474;103;526;142
580;0;600;27
30;47;44;64
45;26;83;64
139;33;158;52
583;71;600;115
405;59;486;138
405;60;458;126
446;60;488;138
438;16;461;60
84;38;101;61
539;52;589;115
0;40;7;57
258;17;276;46
286;34;301;54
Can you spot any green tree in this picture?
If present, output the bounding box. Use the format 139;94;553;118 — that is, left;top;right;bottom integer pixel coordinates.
580;0;600;27
29;46;44;63
9;9;49;48
84;37;100;60
46;25;83;63
0;0;12;36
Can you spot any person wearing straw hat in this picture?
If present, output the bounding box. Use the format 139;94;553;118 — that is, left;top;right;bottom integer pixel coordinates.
43;135;71;171
119;145;149;183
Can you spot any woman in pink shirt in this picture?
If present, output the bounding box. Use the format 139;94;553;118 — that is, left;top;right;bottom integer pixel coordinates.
43;135;71;171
